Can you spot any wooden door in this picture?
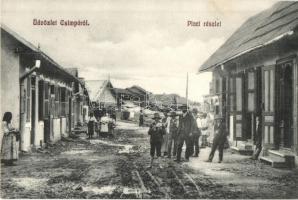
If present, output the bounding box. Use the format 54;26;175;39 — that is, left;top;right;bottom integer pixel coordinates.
262;66;275;149
235;73;245;140
276;60;294;149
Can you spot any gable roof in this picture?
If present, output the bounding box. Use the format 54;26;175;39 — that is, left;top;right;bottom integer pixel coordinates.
85;80;113;101
126;85;147;96
1;24;83;84
199;1;298;72
112;88;135;96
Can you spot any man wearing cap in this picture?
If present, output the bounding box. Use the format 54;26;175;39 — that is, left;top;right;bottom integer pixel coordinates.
148;113;166;168
206;116;227;163
175;105;195;162
165;111;179;158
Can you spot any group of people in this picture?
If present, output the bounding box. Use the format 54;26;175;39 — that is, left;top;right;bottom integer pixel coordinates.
0;108;262;167
87;109;116;139
147;105;228;168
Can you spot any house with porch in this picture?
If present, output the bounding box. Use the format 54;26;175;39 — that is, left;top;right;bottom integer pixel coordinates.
1;24;89;152
198;2;298;167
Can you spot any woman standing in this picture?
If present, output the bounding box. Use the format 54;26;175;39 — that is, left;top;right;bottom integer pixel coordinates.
1;112;19;166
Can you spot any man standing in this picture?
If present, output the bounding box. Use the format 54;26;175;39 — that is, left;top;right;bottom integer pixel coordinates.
148;113;166;168
206;117;227;163
191;108;201;157
175;105;194;162
252;115;262;160
139;109;144;127
166;111;178;158
197;113;208;148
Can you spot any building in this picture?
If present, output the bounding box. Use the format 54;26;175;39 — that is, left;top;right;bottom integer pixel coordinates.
1;24;89;152
85;80;117;108
65;69;90;126
198;2;298;166
126;85;149;104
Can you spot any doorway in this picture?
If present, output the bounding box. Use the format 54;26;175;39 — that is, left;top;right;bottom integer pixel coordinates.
277;61;294;149
30;77;36;145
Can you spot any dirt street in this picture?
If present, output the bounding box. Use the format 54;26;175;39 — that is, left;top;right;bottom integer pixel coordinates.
1;121;298;199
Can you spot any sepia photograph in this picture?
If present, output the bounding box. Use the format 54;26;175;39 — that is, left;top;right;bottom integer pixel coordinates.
1;0;298;199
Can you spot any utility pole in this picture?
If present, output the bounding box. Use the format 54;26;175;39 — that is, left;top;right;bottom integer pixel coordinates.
186;72;189;110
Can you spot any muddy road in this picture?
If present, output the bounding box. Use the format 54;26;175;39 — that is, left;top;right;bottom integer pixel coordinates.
1;121;298;199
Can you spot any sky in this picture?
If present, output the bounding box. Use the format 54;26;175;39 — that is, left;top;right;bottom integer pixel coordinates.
2;0;278;102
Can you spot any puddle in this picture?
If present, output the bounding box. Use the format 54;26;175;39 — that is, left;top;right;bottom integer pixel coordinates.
83;185;117;195
90;139;135;154
118;145;134;154
123;187;142;194
203;168;234;177
82;185;145;197
62;149;94;155
13;177;48;190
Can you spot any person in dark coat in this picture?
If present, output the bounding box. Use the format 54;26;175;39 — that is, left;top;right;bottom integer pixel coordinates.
175;105;195;162
206;117;227;163
148;113;166;168
139;109;144;127
87;112;97;139
252;116;262;160
111;108;117;122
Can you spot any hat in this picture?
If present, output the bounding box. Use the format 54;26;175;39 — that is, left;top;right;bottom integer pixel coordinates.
170;111;177;117
152;113;161;120
192;108;198;114
180;104;188;110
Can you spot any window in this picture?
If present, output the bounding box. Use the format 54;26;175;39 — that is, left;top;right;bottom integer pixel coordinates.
247;71;255;112
264;70;274;112
54;86;60;117
26;76;31;122
60;87;68;117
236;77;242;111
215;79;220;94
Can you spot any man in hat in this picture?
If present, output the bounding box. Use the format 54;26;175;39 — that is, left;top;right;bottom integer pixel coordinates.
191;108;201;157
175;105;195;162
165;111;179;158
206;116;227;163
148;113;166;168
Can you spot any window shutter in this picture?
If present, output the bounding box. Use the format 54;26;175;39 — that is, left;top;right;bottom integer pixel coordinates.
26;76;31;122
44;82;49;119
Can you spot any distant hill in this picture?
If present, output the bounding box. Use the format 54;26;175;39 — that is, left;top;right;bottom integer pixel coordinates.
148;93;199;107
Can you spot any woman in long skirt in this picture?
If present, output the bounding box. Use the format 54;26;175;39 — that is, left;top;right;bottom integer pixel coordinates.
1;112;19;166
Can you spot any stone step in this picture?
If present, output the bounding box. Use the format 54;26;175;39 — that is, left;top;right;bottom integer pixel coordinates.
260;156;287;168
268;150;295;169
231;146;253;156
268;149;295;158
